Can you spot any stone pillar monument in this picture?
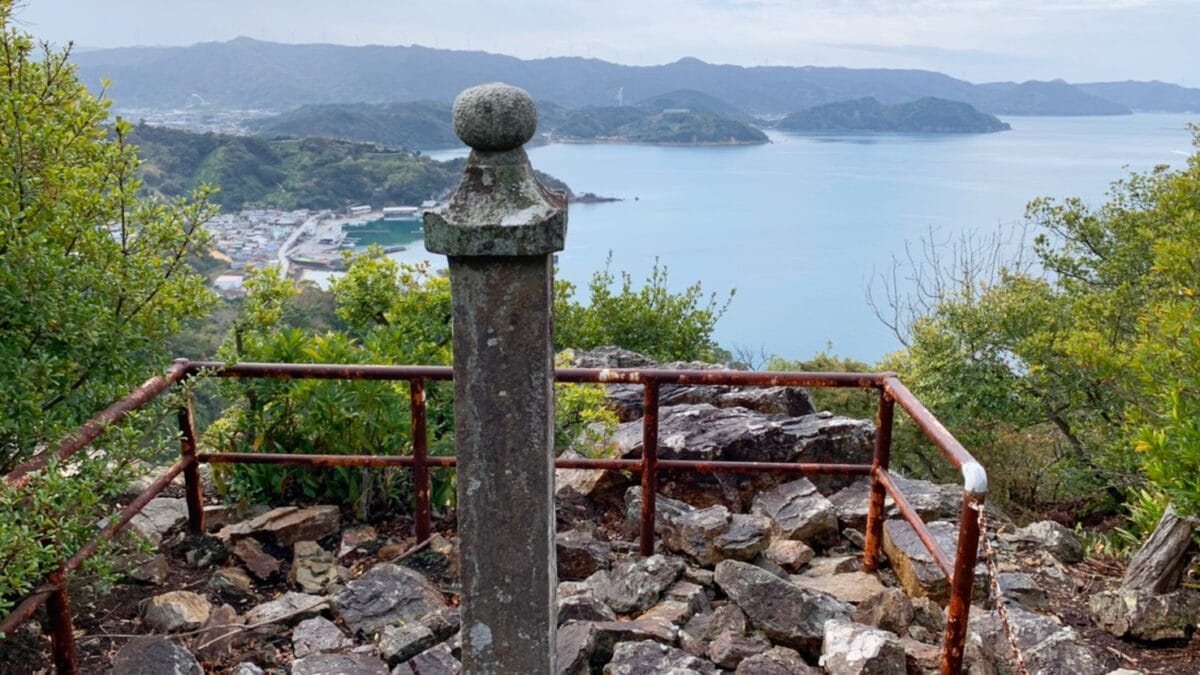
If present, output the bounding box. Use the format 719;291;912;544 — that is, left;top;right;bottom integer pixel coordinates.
424;83;565;674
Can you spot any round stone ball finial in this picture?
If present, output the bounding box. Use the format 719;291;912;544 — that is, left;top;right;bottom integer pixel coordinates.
452;83;537;152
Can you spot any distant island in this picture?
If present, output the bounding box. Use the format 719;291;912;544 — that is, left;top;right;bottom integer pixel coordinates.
778;97;1011;134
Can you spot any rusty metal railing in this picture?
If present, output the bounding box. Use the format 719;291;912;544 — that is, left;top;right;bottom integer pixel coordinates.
0;359;986;675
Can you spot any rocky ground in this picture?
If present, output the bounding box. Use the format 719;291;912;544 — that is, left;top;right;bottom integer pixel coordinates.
3;348;1198;674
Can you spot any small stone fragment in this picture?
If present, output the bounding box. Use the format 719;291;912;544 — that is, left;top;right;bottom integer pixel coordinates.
736;646;818;674
292;616;353;658
820;619;906;675
378;620;436;665
765;539;815;573
750;478;839;545
708;631;770;669
590;554;684;614
791;571;886;604
195;604;242;660
338;525;378;561
558;592;617;625
852;588;915;635
143;591;211;633
557;529;611;580
397;642;460;674
233;537;281;581
128;554;171;585
291;540;349;594
603;640;720;675
334;563;447;634
1007;521;1084;564
110;636;203;675
995;572;1050;612
209;566;255;600
244;591;329;628
290;653;389;675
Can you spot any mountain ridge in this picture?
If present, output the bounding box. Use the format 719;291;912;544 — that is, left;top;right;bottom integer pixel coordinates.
71;37;1195;116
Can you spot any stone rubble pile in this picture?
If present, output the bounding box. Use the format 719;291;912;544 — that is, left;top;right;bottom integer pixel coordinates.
101;348;1166;674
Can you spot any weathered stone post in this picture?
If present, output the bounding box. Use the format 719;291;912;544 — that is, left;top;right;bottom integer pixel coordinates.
424;83;565;674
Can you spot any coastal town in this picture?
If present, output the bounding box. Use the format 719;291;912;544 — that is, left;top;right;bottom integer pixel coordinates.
208;201;436;295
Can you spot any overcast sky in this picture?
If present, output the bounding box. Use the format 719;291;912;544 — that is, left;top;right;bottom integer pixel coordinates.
14;0;1200;86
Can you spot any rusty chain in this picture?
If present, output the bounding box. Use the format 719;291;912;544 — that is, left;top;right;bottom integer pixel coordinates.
976;502;1032;675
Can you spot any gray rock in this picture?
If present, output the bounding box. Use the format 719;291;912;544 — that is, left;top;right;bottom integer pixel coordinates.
179;534;228;569
665;580;711;616
557;529;611;580
714;559;852;657
555;619;679;674
828;478;961;531
293;616;353;658
378;620;436;665
708;631;770;669
882;520;985;604
232;537;280;581
603;640;720;675
735;646;818;674
590;554;685;614
129;497;189;545
765;540;816;573
419;606;461;642
110;636;202;675
291;653;390;675
1008;521;1084;565
195;603;242;660
559;592;618;625
638;600;694;626
614;405;873;507
909;596;946;642
852;588;914;635
791;571;886;605
751;478;838;545
718;387;816;418
143;591;211;632
626;488;771;566
338;525;378;561
231;663;264;675
995;572;1050;612
393;642;460;674
820;620;906;675
799;555;861;577
291;540;349;594
556;450;632;504
209;566;255;600
244;591;329;627
128;554;171;585
334;563;447;634
218;505;341;547
972;606;1103;675
1090;588;1200;642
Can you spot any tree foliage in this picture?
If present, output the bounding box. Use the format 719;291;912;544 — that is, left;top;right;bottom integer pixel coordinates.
881;127;1200;518
555;254;734;363
0;3;215;612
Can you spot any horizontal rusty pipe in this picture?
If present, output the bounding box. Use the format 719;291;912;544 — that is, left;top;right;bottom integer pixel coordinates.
186;361;455;382
0;457;192;635
199;452;459;468
877;468;954;578
3;361;190;489
556;367;891;388
185;360;891;390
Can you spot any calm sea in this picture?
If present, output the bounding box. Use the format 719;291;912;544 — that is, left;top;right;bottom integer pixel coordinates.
376;114;1196;364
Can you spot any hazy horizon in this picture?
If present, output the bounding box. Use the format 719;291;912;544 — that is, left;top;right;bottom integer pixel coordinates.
15;1;1200;88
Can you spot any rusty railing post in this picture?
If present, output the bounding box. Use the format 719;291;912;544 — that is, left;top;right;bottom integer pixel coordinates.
177;365;205;534
941;465;988;675
410;378;431;542
47;572;78;675
640;382;660;557
424;82;566;674
863;388;894;572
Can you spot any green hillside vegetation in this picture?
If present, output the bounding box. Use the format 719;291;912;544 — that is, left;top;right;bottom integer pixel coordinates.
130;123;460;210
637;89;751;121
778;97;1010;133
550;106;768;145
248;101;460;149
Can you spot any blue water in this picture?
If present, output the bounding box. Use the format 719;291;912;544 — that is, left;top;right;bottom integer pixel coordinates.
416;114;1196;363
